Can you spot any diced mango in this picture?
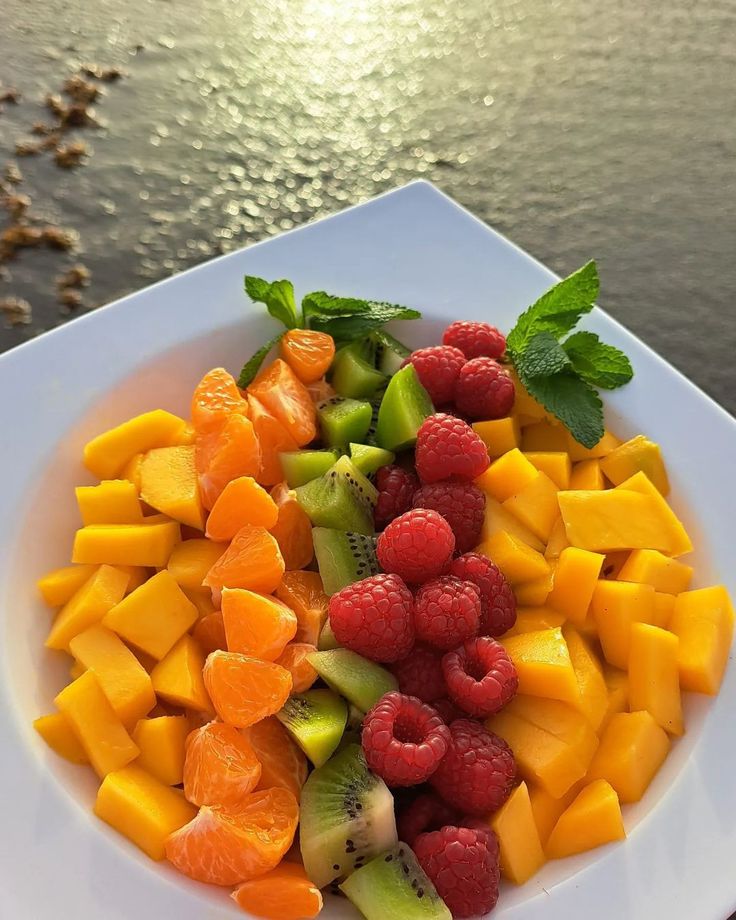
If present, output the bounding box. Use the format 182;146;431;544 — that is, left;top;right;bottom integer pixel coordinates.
72;521;181;567
95;764;196;860
140;445;205;530
544;516;569;561
669;585;734;694
617;549;693;595
563;625;608;731
652;592;675;629
545;779;625;858
55;671;139;777
591;580;655;669
70;659;86;680
521;420;568;452
185;587;217;619
601;550;630;579
565;429;621;463
166;539;227;591
69;625;156;726
523;452;571;490
503;696;599;769
503;607;566;638
103;570;198;660
587;710;670;803
501;627;579;703
150;635;211;712
132;715;190;785
120;452;145;491
514;569;555;607
615;472;692;556
600;435;670;496
46;564;130;651
478;449;539;503
478;495;545;553
602;665;629;727
472;418;520;457
477;531;550;585
83;410;189;480
546;547;605;626
528;783;580;846
37;564;98;607
503;472;559;543
628;623;683;735
508;369;550;424
76;480;144;526
569;459;604;490
490;781;546;884
34;712;89;764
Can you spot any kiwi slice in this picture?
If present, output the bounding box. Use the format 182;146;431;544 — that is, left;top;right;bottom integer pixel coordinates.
341;843;451;920
318;617;341;650
347;703;366;731
280;449;338;488
276;688;347;768
313;527;379;594
364;392;385;447
370;330;411;376
309;649;398;712
349;442;395;476
296;457;377;536
318;397;373;448
375;365;434;452
331;342;387;398
300;743;398;888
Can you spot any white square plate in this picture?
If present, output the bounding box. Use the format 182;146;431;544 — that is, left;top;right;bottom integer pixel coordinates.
2;181;735;920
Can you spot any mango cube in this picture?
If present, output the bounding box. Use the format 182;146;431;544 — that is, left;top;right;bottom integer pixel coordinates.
508;369;550;424
528;783;580;846
479;449;539;503
34;712;89;764
490;781;546;884
76;480;144;526
501;627;579;704
563;626;608;731
37;564;98;608
478;495;545;553
513;569;555;607
472;418;520;456
46;564;130;651
669;585;734;694
150;635;211;712
185;587;217;619
140;445;205;530
523;452;571;490
545;779;625;859
132;715;190;785
95;764;196;859
628;624;683;735
617;549;693;595
503;471;560;543
569;459;604;490
544;516;570;561
601;550;630;579
72;521;181;567
503;607;565;638
70;659;86;680
520;420;568;452
504;695;599;768
103;570;198;660
55;671;139;777
600;435;670;496
477;531;550;585
120;452;145;491
166;539;227;591
615;472;692;556
546;547;605;625
590;580;655;669
83;409;189;480
587;710;670;803
652;592;676;629
69;625;156;726
565;429;621;463
602;666;629;727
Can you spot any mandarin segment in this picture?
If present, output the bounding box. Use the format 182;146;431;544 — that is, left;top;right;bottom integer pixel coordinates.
222;588;297;660
204;650;293;727
205;475;279;541
191;367;249;434
269;483;314;571
232;862;323;919
248;395;300;487
280;329;336;384
204;525;285;594
275;570;329;646
248;358;317;446
244;716;309;801
192;610;227;656
276;643;319;693
183;721;261;806
197;413;261;510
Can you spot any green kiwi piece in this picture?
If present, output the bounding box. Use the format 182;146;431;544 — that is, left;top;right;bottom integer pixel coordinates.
295;457;377;535
299;743;398;888
340;843;452;920
331;342;387;398
317;617;341;650
280;449;338;488
276;688;347;767
375;364;434;452
312;527;379;594
363;392;385;447
349;442;395;476
370;330;411;376
318;397;373;448
308;649;398;712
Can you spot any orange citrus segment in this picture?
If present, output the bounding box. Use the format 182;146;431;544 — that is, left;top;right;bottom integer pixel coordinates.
248;359;317;447
269;483;314;571
205;476;279;541
191;611;227;656
243;716;308;801
305;378;336;404
275;643;319;693
222;588;297;661
203;650;292;727
248;396;300;487
197;414;261;510
191;367;248;435
203;525;284;594
275;571;329;646
231;862;323;919
280;330;336;384
183;721;261;807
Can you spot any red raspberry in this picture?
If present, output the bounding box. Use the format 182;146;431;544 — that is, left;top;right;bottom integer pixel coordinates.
443;320;506;360
402;345;466;407
414;825;500;918
412;481;485;553
361;691;451;787
376;508;455;584
415;414;490;485
431;698;465;724
397;792;459;846
374;465;418;530
329;574;414;663
430;719;516;815
413;576;481;651
448;553;516;636
442;637;518;717
454;357;515;421
391;645;447;702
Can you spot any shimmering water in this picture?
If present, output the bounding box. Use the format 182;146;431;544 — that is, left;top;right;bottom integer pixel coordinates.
1;0;734;412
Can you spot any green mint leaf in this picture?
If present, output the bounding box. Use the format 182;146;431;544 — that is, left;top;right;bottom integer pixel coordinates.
519;369;604;448
517;331;572;378
302;291;375;322
562;331;634;390
370;329;411;358
507;261;599;357
307;302;421;341
244;276;300;329
237;333;283;389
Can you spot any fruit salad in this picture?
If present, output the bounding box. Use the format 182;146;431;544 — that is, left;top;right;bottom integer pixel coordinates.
34;263;733;920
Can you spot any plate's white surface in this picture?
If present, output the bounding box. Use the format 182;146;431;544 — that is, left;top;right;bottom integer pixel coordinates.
2;181;735;920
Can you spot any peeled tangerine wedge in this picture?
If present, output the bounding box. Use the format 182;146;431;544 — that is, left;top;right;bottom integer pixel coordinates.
232;863;323;920
203;650;293;728
203;525;284;595
244;716;309;801
275;570;329;646
205;476;279;541
490;781;546;885
183;721;262;806
545;779;626;859
221;588;297;661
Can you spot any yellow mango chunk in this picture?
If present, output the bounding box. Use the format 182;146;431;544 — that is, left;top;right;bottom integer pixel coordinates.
166;539;227;591
504;695;598;768
76;480;144;526
120;452;145;491
37;564;98;607
103;570;198;660
490;781;546;884
503;607;566;638
95;764;196;860
132;715;190;785
591;580;655;669
669;585;734;694
615;472;692;556
150;635;211;712
140;445;205;530
600;435;670;496
479;449;539;503
569;459;604;490
601;550;630;579
528;783;580;846
69;625;156;726
46;564;130;651
509;369;550;424
478;531;551;585
185;587;217;619
546;779;625;858
501;627;579;703
478;495;545;553
602;665;629;727
34;712;89;764
503;472;559;543
546;547;605;625
628;623;683;735
521;420;568;452
652;592;675;629
55;671;139;777
84;409;189;480
72;521;181;567
70;659;86;679
587;710;670;803
564;625;608;731
544;516;569;561
565;429;621;463
120;564;150;594
472;418;520;457
524;452;571;490
514;568;554;607
617;549;693;595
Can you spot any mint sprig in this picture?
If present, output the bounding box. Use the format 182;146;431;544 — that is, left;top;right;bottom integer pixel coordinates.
244;277;300;330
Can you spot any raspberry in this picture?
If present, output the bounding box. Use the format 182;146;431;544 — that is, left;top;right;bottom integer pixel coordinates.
430;719;516;815
414;825;500;918
442;637;518;717
397;792;459;846
374;465;419;530
412;481;485;554
376;508;455;584
402;345;466;406
448;553;516;637
361;691;451;787
391;645;447;702
329;574;414;663
413;576;481;651
454;357;515;420
415;414;490;485
443;320;506;360
431;698;465;724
